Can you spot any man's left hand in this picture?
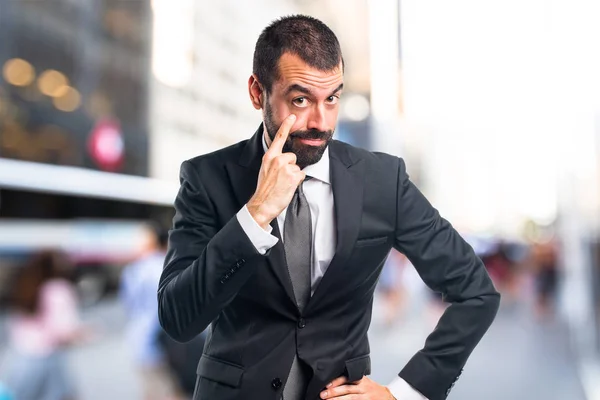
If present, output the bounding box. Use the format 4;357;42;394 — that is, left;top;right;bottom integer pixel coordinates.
320;375;396;399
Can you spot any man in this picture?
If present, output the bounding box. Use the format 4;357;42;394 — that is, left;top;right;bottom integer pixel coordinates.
158;15;500;400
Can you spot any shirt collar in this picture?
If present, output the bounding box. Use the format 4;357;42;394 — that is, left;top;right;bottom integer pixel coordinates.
262;132;330;185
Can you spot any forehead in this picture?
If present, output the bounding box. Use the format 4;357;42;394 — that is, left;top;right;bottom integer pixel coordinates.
273;52;343;94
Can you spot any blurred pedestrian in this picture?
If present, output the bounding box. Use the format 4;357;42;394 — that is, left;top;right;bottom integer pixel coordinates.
522;220;560;320
2;250;88;400
121;223;182;400
531;232;560;319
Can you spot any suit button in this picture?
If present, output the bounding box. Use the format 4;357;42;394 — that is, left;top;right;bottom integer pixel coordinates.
271;378;282;390
298;318;306;329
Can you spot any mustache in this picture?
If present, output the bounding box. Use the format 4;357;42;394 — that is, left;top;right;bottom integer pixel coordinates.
290;129;333;140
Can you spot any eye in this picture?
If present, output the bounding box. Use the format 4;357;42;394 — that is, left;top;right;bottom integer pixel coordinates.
326;95;339;105
292;97;308;107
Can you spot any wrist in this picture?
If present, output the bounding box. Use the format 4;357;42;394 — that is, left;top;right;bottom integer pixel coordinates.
246;202;272;230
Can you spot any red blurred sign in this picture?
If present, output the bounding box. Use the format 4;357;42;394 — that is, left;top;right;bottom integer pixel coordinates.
87;119;124;171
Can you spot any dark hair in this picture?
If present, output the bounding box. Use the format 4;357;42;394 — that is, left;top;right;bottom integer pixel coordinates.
9;250;72;314
253;15;344;93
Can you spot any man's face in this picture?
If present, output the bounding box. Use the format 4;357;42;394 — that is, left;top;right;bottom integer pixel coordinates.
261;53;343;169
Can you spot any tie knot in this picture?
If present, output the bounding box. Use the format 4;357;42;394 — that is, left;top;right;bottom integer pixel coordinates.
297;175;312;195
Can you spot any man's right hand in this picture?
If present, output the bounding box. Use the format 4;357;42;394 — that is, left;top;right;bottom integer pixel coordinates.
247;114;305;230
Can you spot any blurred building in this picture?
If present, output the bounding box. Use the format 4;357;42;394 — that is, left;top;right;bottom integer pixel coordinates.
0;0;173;305
0;0;163;214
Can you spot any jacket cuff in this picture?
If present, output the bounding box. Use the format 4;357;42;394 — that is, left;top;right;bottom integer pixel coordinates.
399;354;463;400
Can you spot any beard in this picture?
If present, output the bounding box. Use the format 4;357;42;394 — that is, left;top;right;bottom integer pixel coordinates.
264;101;334;170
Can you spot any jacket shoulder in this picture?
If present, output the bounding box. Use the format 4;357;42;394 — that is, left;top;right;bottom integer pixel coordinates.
330;140;401;170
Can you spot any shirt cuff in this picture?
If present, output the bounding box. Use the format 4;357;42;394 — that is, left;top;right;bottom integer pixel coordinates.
236;205;279;255
387;377;428;400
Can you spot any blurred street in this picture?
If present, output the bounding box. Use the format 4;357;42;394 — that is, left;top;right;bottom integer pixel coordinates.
0;288;587;400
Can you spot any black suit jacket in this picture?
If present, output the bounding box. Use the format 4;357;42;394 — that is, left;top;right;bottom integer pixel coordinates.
158;126;500;400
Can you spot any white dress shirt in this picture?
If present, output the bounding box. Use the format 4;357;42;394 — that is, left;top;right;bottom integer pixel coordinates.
235;135;427;400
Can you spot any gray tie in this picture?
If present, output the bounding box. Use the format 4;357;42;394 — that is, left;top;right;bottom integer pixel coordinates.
282;177;312;400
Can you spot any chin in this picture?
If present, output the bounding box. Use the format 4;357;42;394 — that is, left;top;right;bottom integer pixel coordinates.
294;146;328;168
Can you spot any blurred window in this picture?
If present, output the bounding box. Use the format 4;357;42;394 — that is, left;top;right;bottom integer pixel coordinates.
0;0;150;176
100;0;151;52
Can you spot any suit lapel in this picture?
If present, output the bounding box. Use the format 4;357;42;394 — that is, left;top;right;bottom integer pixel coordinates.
307;141;365;310
224;125;298;308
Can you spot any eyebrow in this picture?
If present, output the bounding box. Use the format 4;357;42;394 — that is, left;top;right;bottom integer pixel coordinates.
285;83;344;97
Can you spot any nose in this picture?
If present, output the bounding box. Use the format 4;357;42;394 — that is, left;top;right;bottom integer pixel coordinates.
306;104;328;132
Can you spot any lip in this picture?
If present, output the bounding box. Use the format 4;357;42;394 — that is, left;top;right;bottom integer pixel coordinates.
297;138;325;146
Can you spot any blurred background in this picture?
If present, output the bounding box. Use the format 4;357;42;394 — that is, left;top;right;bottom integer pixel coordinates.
0;0;599;399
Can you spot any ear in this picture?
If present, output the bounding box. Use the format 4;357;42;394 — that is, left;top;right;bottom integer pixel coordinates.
248;74;264;110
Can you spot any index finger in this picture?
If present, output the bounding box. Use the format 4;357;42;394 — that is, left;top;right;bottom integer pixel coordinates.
268;114;296;155
326;375;348;389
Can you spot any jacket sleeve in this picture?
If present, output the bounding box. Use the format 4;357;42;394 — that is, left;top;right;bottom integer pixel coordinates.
393;158;501;400
157;160;264;342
